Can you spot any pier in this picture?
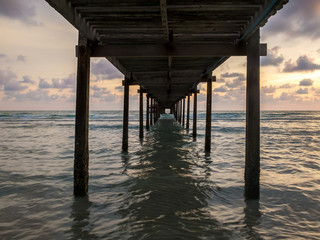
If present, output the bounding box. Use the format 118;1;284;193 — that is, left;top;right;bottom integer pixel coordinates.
45;0;288;199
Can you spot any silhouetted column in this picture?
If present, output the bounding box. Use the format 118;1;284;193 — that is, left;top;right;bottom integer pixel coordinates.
122;76;130;152
205;76;213;152
193;90;198;138
139;88;143;139
150;97;153;126
245;29;260;200
154;100;157;123
74;33;91;197
186;95;190;129
179;99;182;124
146;94;150;131
182;98;185;126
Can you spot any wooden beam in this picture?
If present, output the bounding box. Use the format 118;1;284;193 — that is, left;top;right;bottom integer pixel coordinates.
205;76;213;152
91;43;267;57
150;97;153;126
122;76;130;152
186;95;190;129
45;0;98;41
160;0;169;42
182;98;185;126
74;33;90;197
146;94;150;131
193;89;198;138
139;87;143;139
245;29;260;200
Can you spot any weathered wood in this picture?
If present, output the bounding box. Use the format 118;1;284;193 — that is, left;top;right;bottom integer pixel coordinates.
160;0;169;42
245;29;260;200
154;100;157;123
179;99;182;124
146;94;150;130
205;76;214;152
150;97;153;126
122;76;130;152
186;95;190;129
182;98;185;126
139;87;143;138
74;33;90;197
91;43;267;57
193;90;197;138
46;0;286;108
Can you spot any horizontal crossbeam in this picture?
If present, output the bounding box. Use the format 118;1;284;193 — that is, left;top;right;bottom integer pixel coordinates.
91;43;267;57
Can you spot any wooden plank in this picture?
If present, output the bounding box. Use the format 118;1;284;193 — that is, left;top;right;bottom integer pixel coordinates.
160;0;169;42
91;43;267;57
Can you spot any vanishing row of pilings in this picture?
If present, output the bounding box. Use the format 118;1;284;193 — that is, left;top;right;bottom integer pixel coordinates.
74;30;261;200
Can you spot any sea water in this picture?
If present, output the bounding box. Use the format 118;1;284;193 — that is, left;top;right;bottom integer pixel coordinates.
0;111;319;239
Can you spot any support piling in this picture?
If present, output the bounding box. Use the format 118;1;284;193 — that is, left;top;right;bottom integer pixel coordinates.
150;97;153;126
122;76;130;152
245;29;260;200
146;94;150;131
193;90;197;138
139;87;143;139
205;76;213;152
182;98;185;126
74;33;90;197
186;95;190;129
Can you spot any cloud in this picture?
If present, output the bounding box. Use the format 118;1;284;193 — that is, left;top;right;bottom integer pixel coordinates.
225;77;245;89
262;0;320;40
214;86;228;93
0;69;16;85
38;74;75;89
299;79;313;87
0;69;28;92
17;55;26;62
0;0;38;26
115;86;123;92
262;86;276;94
283;56;320;72
12;89;56;102
296;88;309;95
261;47;284;66
280;83;295;89
91;59;123;80
279;92;293;101
221;72;244;78
4;81;27;91
21;76;35;84
91;85;111;98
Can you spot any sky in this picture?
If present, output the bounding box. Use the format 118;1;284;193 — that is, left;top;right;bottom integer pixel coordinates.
0;0;319;111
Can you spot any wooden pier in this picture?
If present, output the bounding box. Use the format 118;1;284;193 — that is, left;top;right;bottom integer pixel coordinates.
45;0;288;199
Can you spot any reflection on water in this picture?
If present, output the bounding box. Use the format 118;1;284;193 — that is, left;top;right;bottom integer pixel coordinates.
70;196;97;240
1;111;319;239
243;200;262;240
117;119;236;239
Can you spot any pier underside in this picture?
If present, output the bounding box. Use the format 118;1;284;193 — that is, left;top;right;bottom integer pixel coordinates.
44;0;288;199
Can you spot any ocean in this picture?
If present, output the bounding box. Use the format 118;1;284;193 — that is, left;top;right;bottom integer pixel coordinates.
0;111;319;240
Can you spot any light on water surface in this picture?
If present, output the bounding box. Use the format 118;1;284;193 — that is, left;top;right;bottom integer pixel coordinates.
0;111;319;239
